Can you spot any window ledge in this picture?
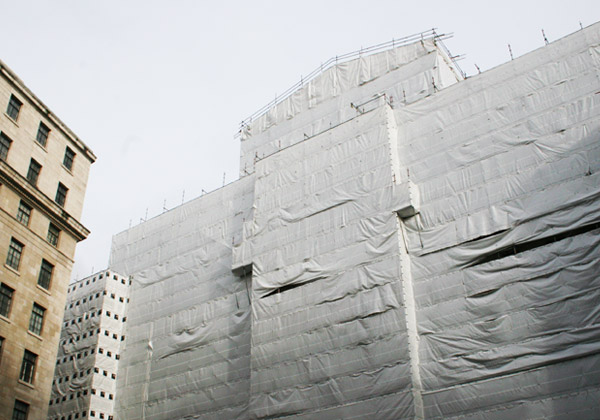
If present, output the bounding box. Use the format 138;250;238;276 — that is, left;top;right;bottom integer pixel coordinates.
36;284;52;296
17;379;35;389
27;330;43;341
61;164;73;175
0;314;11;324
34;141;48;153
3;112;19;126
4;264;20;276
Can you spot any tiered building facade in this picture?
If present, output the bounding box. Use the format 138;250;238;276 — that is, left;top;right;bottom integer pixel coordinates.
0;60;95;420
109;23;600;420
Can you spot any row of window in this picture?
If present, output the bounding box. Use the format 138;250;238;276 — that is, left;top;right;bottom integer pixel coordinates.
54;366;117;385
68;272;130;294
4;93;77;169
57;346;121;366
1;283;48;335
51;388;90;403
66;290;129;310
49;411;115;420
64;308;126;328
51;388;115;405
5;237;56;287
60;328;125;346
50;412;114;420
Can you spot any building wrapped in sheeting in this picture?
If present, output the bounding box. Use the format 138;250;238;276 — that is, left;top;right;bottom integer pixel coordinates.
110;23;600;419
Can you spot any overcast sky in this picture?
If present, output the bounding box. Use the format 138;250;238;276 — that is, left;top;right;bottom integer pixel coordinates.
0;0;598;280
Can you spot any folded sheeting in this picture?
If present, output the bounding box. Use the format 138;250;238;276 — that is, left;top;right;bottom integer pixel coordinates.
111;22;600;419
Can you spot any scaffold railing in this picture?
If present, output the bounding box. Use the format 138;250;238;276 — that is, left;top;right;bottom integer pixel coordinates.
235;28;464;137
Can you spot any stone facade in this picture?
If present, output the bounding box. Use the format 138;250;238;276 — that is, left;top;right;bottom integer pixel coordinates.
0;60;95;420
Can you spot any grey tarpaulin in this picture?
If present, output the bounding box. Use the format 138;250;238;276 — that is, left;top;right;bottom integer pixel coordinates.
110;23;600;419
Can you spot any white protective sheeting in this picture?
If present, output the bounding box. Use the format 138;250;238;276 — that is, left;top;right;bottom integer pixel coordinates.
110;22;600;420
238;38;461;177
392;23;600;419
110;176;254;420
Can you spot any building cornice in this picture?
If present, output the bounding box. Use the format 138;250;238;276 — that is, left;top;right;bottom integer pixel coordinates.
0;160;90;242
0;59;96;164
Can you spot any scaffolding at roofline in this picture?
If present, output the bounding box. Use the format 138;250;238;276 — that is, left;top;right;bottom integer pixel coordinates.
235;28;465;138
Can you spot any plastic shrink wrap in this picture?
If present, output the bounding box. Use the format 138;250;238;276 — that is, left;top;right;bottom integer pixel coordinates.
111;23;600;419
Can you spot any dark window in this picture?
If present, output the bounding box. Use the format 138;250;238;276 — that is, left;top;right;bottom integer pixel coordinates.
55;183;68;207
28;303;45;335
6;95;22;121
38;260;54;289
6;238;23;270
36;122;50;147
63;147;75;171
16;201;32;226
47;223;60;246
26;159;41;186
19;350;37;383
12;400;29;420
0;336;4;362
0;132;12;161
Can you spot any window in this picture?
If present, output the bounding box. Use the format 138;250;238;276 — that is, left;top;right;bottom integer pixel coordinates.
63;147;75;171
6;95;22;121
12;400;29;420
38;260;54;289
28;303;45;335
0;336;4;363
16;201;32;226
47;223;60;246
0;132;12;161
0;283;14;317
6;238;24;270
19;350;37;384
36;122;50;147
55;183;68;207
26;159;41;186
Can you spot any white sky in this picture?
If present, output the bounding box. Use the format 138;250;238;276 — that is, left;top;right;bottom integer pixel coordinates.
0;0;598;280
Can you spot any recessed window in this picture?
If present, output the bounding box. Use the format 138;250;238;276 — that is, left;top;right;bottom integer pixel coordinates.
47;223;60;246
28;303;45;335
38;259;54;289
26;159;41;186
12;399;29;420
36;122;50;147
16;201;32;226
63;147;75;171
6;95;22;121
19;350;37;384
0;132;12;161
0;336;4;363
55;183;68;207
6;238;24;270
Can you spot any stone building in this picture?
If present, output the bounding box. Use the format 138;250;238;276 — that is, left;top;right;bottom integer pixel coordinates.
47;270;130;420
0;60;95;420
110;24;600;419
